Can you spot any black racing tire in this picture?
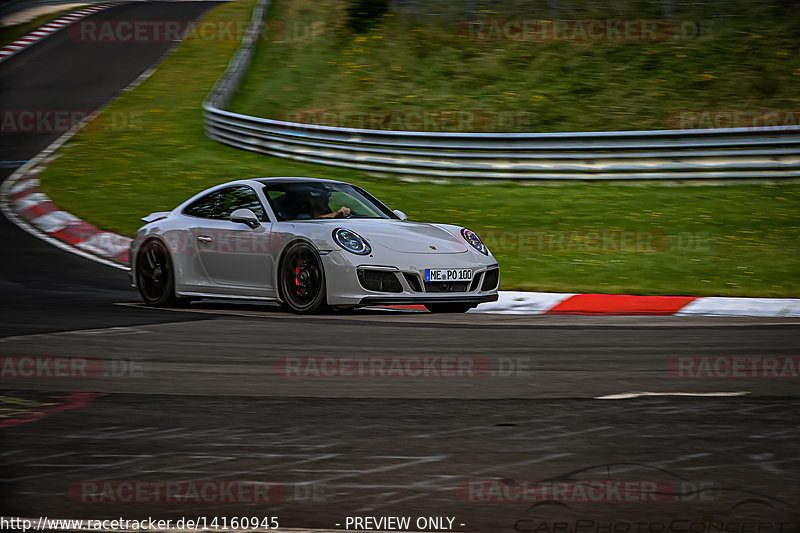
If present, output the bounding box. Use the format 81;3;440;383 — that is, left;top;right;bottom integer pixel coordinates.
424;303;474;313
278;242;328;314
135;238;183;307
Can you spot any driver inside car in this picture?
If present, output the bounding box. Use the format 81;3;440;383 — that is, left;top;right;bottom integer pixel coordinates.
309;188;351;218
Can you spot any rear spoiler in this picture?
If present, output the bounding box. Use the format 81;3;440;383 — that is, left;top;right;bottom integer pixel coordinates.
141;211;171;223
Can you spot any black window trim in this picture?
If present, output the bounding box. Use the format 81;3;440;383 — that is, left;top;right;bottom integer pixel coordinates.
182;185;272;223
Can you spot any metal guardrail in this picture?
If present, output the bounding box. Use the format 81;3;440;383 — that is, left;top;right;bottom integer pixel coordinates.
202;0;800;180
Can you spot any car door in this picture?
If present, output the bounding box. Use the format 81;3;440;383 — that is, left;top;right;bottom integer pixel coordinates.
184;186;276;295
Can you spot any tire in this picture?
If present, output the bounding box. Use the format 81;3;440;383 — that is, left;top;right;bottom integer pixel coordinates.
424;303;474;313
135;238;181;307
279;242;328;314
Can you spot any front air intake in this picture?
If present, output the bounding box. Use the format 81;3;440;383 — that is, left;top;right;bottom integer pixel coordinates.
403;273;422;292
481;268;499;291
357;269;403;293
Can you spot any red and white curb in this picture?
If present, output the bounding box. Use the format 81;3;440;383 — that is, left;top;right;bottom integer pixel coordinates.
5;170;800;316
0;3;119;64
2;45;798;318
5;173;800;316
7;168;131;265
0;14;173;272
474;291;800;316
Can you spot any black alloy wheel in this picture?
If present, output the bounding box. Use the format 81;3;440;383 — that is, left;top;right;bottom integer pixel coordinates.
279;242;328;313
136;238;180;307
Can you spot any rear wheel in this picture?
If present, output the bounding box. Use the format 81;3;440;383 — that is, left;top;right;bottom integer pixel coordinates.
136;238;182;307
279;242;328;314
424;303;474;313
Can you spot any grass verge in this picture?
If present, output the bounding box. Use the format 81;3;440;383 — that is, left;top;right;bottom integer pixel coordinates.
230;0;800;132
36;0;800;297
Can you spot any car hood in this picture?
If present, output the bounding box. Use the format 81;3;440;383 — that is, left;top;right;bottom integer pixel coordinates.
303;219;469;254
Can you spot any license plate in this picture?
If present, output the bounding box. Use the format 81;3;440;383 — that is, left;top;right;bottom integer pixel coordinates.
425;268;472;282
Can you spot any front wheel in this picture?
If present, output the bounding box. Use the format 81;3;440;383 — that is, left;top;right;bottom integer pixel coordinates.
279;242;328;314
425;303;474;313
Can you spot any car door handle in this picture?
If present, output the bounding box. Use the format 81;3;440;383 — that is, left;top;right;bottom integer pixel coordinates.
197;235;213;243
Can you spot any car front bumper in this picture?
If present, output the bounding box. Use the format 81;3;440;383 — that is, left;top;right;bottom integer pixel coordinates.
321;249;499;307
358;294;498;306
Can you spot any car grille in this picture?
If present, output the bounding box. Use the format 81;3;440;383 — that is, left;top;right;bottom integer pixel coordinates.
424;281;469;293
481;268;499;291
357;269;402;293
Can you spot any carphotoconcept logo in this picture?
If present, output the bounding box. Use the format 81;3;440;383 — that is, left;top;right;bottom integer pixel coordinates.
503;463;794;528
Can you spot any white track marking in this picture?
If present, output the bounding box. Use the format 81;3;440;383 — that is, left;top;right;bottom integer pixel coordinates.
677;296;800;317
470;290;576;314
594;391;750;400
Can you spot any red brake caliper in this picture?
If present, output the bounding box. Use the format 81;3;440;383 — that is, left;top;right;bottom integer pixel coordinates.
295;260;304;295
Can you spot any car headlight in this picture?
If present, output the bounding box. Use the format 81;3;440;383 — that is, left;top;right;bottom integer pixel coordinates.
333;228;371;255
461;228;488;255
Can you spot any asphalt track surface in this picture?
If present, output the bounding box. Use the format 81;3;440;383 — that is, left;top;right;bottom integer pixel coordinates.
1;3;800;531
0;0;218;338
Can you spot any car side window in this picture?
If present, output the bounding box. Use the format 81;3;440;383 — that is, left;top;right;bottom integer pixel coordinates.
221;186;268;222
183;186;268;222
183;190;225;219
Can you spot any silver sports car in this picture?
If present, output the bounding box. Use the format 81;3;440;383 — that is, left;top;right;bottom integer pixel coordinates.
130;177;499;313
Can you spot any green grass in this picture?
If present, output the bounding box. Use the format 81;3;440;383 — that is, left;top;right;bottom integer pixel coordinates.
36;0;800;297
230;0;800;132
0;7;82;48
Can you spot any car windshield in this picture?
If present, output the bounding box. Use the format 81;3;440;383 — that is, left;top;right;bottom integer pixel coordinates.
263;182;397;222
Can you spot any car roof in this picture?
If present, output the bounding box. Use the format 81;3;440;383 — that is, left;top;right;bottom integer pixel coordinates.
251;177;346;186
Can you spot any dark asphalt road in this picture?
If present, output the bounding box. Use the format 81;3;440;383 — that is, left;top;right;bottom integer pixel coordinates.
0;1;218;338
2;313;799;530
1;3;799;532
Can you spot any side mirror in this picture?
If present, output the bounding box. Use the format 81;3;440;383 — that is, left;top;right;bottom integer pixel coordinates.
393;209;408;221
230;208;261;229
